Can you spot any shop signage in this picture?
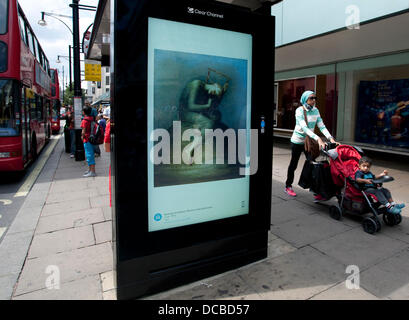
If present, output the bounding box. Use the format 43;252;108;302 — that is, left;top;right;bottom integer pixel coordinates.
84;60;101;82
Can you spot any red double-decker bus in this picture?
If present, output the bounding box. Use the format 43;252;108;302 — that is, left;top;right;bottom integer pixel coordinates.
0;0;52;171
50;68;61;134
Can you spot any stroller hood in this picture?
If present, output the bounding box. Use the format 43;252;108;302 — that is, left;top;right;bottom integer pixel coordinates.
330;145;362;187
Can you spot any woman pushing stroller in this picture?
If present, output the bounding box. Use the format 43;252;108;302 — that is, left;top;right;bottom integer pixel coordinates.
285;90;338;198
355;156;405;214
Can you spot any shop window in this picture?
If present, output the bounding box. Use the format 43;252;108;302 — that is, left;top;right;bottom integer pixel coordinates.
275;75;338;135
355;72;409;148
276;77;315;130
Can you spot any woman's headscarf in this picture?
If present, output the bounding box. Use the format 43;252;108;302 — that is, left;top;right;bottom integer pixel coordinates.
300;90;315;110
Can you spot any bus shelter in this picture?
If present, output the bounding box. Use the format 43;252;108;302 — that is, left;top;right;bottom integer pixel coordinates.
87;0;275;299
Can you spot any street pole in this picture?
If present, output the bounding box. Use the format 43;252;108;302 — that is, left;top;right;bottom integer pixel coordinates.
69;45;72;91
71;0;85;161
62;65;65;102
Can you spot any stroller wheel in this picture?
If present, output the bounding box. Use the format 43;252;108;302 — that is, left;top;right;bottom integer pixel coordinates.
395;214;402;225
362;217;378;234
375;219;381;232
383;213;396;226
329;205;342;220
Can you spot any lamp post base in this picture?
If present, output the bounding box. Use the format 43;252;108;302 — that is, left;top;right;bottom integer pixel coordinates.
74;129;85;161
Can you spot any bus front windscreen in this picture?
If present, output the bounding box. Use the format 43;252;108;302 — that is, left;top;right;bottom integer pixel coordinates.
52;100;60;120
0;80;19;136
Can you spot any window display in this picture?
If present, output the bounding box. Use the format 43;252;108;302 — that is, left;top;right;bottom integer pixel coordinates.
356;78;409;148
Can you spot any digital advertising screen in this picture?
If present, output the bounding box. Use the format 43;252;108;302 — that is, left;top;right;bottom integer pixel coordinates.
147;18;253;232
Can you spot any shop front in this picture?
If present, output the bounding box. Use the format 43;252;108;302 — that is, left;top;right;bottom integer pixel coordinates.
273;10;409;155
274;74;338;140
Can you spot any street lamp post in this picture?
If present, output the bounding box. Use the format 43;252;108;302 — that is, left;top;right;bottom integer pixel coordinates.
70;0;84;161
39;3;96;161
69;1;97;161
56;46;73;91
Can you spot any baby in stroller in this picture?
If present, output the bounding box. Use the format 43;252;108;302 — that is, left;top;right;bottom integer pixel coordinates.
355;156;405;215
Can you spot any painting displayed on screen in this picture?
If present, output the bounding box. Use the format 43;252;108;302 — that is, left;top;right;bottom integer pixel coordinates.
147;17;252;232
153;49;249;187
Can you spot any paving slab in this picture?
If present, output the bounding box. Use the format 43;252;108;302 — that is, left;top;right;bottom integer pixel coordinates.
0;273;19;300
310;282;379;300
147;271;262;300
21;193;47;208
360;248;409;299
236;246;347;299
0;231;33;276
35;208;105;234
41;198;91;217
103;289;117;300
268;231;278;242
311;228;409;270
31;181;52;192
376;214;409;244
93;221;112;244
6;206;42;235
90;195;110;209
101;206;112;221
13;275;103;300
267;238;298;260
100;271;115;292
49;179;90;194
14;242;113;296
270;199;317;226
271;195;287;206
46;189;99;204
28;225;95;259
270;214;352;248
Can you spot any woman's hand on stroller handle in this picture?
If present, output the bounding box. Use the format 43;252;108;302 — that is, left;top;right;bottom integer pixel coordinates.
318;137;326;150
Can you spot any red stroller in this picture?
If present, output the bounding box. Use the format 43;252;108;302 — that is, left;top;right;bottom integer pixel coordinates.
322;144;402;234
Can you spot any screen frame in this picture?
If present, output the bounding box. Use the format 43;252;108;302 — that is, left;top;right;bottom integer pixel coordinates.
112;0;274;260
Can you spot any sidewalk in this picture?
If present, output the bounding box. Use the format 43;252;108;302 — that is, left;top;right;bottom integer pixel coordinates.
0;134;115;300
1;137;409;300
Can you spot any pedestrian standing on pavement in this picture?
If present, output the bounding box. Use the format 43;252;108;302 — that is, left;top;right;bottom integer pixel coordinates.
81;106;97;177
284;90;338;198
103;108;111;207
87;102;101;158
66;106;76;158
97;113;106;132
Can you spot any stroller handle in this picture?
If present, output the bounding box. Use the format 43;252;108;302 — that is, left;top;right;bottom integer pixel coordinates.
321;142;338;157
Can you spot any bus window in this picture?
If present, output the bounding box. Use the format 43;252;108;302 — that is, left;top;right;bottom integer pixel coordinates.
0;0;7;35
26;27;35;56
45;59;50;74
18;14;27;45
51;70;56;84
34;39;41;64
0;80;19;136
52;100;60;120
44;98;50;120
0;41;6;72
36;95;43;120
29;95;36;121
